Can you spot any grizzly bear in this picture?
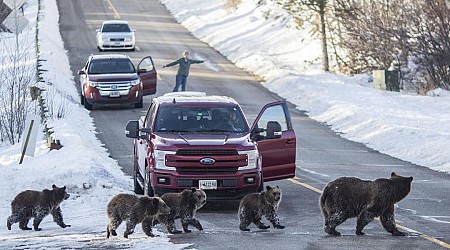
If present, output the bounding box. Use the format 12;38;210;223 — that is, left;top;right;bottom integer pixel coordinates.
106;194;170;238
320;172;413;236
7;184;71;231
154;188;207;234
238;185;285;231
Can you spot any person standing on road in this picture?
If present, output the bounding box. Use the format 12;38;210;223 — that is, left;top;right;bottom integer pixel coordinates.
163;50;204;92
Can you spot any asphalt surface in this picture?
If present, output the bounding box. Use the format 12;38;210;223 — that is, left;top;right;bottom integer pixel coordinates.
58;0;450;249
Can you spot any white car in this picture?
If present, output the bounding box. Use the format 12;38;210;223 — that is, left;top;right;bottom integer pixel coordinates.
96;20;135;51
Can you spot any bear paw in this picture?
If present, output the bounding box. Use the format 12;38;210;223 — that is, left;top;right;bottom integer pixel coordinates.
169;229;183;234
275;225;285;229
356;230;365;236
325;227;341;236
257;225;270;230
392;231;407;236
239;226;250;232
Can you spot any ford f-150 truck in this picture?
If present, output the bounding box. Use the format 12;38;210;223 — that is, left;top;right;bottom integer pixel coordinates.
125;92;296;200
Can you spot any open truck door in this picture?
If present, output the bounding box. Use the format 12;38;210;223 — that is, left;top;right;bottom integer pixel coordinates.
251;101;296;182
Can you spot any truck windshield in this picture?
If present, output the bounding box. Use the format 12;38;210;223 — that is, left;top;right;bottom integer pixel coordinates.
155;106;248;133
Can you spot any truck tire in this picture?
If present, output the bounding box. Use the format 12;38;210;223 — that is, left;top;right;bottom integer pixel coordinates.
135;97;143;108
144;171;154;197
257;173;264;192
133;169;144;195
84;96;93;110
80;93;84;105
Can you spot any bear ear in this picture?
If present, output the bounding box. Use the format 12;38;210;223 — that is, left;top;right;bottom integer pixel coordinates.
191;188;197;193
152;197;160;207
52;184;57;189
266;186;272;191
391;172;397;177
408;176;413;182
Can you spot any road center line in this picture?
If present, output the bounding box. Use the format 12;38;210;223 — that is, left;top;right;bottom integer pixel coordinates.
105;0;120;19
287;177;450;249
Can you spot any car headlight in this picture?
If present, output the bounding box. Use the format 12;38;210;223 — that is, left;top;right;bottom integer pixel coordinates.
102;37;109;42
130;79;140;86
125;37;132;42
88;81;98;87
239;149;260;170
154;150;176;170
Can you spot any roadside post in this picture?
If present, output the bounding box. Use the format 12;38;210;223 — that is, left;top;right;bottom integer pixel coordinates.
19;114;40;164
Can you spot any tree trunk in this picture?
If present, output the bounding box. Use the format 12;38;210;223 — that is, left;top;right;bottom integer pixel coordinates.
319;8;329;72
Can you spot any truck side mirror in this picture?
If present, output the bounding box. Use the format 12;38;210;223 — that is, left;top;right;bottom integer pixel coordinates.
266;121;282;139
125;120;139;138
77;70;85;75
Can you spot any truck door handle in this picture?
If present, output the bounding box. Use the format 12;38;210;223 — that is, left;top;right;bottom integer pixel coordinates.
286;139;295;144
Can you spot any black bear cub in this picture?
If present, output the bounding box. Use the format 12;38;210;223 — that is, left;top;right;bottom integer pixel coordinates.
106;194;170;238
238;185;284;231
320;172;413;236
154;188;207;234
7;184;71;231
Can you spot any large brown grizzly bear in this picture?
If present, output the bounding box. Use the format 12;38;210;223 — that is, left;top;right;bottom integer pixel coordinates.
320;172;413;236
154;188;207;234
238;185;284;231
106;194;170;238
7;184;71;231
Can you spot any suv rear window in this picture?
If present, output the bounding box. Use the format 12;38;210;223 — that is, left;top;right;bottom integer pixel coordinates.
101;23;131;32
155;106;247;133
88;58;135;74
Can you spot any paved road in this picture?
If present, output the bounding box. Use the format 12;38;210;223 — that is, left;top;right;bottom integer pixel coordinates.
58;0;450;249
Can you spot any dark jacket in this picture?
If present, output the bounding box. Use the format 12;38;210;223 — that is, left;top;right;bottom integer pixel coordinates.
165;58;204;77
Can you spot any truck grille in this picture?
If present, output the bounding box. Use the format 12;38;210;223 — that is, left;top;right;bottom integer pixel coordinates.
97;82;132;91
177;167;238;175
176;149;238;156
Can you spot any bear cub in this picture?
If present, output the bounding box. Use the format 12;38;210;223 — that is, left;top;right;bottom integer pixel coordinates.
238;185;285;231
320;172;413;236
7;184;71;231
106;194;170;238
154;188;207;234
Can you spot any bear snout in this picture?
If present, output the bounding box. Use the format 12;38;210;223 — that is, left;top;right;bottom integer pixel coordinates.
64;193;70;200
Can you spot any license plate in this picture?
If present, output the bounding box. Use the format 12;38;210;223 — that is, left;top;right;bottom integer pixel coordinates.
114;42;120;46
199;180;217;190
109;91;120;97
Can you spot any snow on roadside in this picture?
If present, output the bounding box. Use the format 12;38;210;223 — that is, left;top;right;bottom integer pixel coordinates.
0;0;190;249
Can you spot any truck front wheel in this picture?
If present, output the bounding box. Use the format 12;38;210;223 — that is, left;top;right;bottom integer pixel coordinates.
144;171;154;197
133;166;144;195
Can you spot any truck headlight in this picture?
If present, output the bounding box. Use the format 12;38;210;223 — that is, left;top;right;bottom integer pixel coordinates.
89;81;98;87
154;150;176;170
239;149;260;170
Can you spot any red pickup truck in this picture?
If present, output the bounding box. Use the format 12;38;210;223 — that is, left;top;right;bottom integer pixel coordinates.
125;92;296;200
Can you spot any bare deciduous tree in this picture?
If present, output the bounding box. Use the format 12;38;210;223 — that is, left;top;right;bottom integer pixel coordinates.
275;0;330;71
0;32;36;144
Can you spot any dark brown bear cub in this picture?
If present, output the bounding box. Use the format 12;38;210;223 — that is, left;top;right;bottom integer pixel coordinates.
7;184;71;231
154;188;207;234
106;194;170;238
238;185;284;231
320;172;413;236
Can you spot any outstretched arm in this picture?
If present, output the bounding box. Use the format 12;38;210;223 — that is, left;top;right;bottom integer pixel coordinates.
190;59;204;64
164;59;181;68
